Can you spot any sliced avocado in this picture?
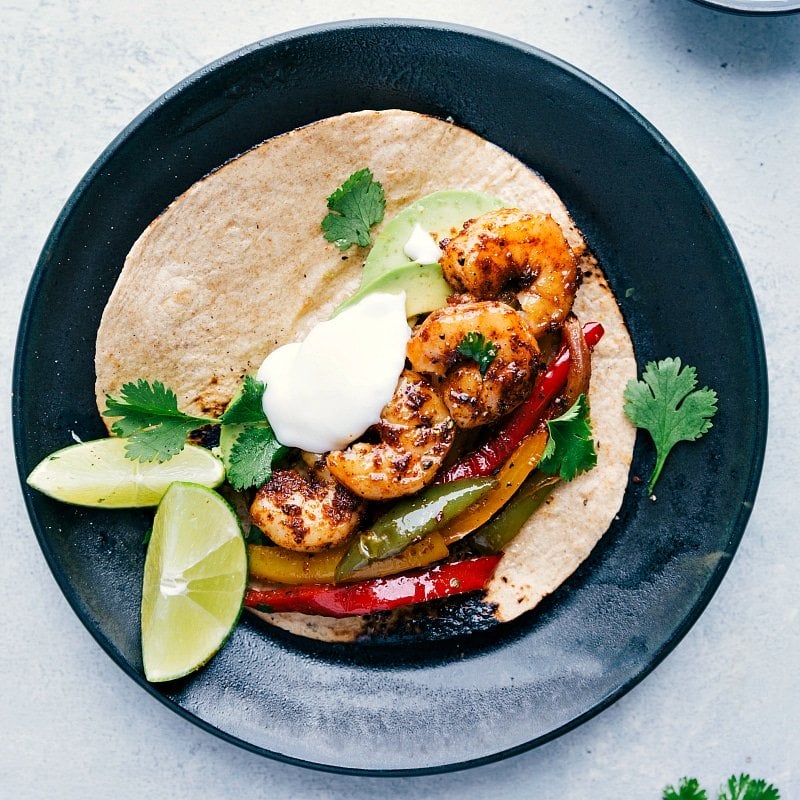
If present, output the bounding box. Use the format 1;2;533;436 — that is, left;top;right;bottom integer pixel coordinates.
360;190;505;287
333;262;452;318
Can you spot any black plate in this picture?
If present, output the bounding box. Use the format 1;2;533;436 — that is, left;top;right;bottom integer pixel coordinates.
13;21;767;774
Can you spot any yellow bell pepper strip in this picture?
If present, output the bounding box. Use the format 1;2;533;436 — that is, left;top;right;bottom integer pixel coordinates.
245;555;502;618
470;473;560;554
334;477;496;581
436;427;549;545
247;532;449;586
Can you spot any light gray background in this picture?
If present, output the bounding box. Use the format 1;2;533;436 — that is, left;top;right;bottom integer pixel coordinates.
2;1;797;798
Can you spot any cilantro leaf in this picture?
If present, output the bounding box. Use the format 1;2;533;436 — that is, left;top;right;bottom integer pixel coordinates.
538;394;597;481
124;417;207;463
457;331;498;377
103;376;281;479
103;380;212;463
719;774;780;800
663;775;781;800
623;358;718;493
219;375;267;424
226;425;289;491
664;778;708;800
104;380;185;434
321;168;385;251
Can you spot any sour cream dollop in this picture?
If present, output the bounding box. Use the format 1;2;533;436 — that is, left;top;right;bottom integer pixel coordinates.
257;292;411;453
403;223;442;264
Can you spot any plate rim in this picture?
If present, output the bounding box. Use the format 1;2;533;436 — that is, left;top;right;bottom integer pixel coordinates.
688;0;800;14
13;18;769;776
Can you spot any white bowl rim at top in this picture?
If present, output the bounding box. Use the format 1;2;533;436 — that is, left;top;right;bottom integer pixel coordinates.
690;0;800;13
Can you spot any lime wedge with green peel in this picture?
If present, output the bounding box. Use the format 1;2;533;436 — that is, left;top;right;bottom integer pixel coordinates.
141;482;247;682
26;438;224;508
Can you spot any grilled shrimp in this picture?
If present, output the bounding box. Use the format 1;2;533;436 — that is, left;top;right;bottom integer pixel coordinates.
326;370;455;501
440;209;579;336
250;458;365;552
406;300;540;429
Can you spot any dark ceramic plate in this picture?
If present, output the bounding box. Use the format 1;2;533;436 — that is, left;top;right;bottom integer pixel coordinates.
14;21;767;774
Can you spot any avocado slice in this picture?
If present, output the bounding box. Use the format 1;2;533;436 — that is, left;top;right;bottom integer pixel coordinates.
334;262;452;318
360;190;505;287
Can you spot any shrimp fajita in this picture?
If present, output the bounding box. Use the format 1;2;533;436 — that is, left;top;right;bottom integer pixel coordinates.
84;109;637;644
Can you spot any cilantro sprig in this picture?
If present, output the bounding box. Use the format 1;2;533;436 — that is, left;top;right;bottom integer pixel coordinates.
219;375;270;425
663;774;780;800
103;375;287;490
664;778;708;800
321;168;386;251
103;380;212;463
226;425;288;491
717;775;780;800
623;357;718;493
457;331;498;377
538;393;597;481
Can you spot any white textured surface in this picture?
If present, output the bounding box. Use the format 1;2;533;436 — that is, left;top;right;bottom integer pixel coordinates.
2;1;798;797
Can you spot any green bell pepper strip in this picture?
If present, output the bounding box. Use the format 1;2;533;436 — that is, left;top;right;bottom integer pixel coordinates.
248;532;449;585
335;476;496;581
470;473;560;554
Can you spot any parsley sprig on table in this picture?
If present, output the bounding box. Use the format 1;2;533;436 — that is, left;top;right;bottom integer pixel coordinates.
457;331;498;377
538;393;597;481
624;357;718;493
663;774;780;800
321;168;386;251
103;375;287;490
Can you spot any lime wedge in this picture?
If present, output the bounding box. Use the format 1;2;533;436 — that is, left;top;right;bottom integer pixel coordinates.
26;438;224;508
141;482;246;682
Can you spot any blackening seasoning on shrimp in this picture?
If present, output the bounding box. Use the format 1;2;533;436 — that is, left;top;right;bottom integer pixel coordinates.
257;291;411;453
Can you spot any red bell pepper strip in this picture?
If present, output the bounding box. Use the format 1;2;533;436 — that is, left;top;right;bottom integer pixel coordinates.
438;321;604;483
245;555;501;618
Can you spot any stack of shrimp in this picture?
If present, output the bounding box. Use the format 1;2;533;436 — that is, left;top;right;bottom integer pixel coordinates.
251;209;581;553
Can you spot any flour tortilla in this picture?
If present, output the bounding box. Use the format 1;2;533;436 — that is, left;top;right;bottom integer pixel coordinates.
95;109;635;642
